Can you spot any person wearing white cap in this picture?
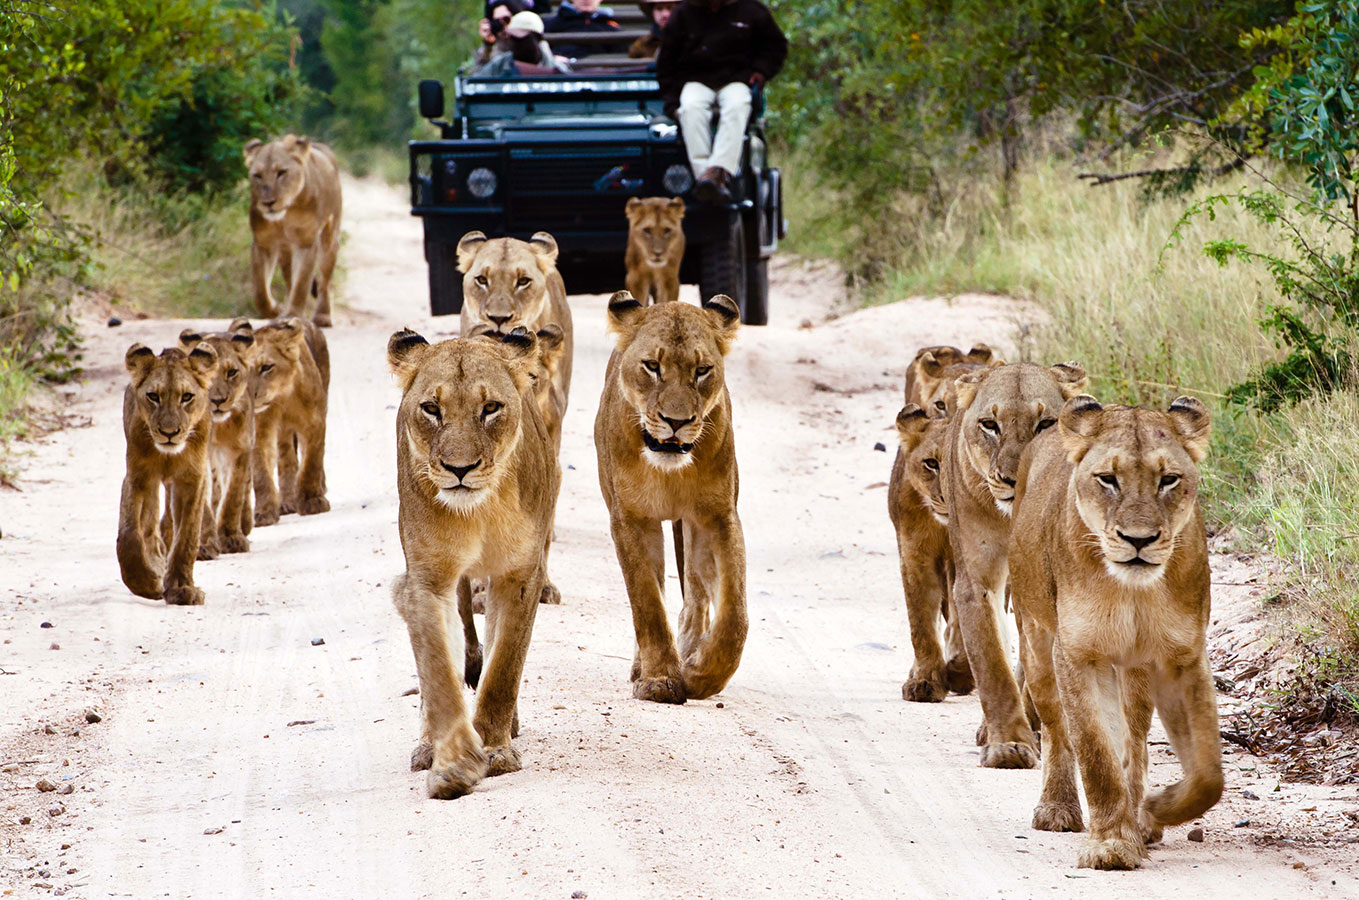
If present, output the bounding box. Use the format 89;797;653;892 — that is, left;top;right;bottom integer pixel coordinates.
472;10;572;75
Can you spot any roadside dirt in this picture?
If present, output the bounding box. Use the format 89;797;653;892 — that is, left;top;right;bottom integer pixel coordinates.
2;176;1357;898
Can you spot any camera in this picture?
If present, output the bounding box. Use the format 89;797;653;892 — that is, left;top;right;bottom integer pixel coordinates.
490;17;506;35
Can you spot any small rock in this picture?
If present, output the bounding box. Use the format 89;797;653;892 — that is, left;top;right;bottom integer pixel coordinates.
1233;819;1250;828
44;724;57;735
571;892;588;899
56;783;74;795
1187;828;1205;842
85;710;102;724
1293;862;1306;870
799;318;814;330
286;720;316;727
107;316;123;327
203;826;225;835
60;843;70;850
48;805;64;817
0;764;16;773
49;642;61;650
310;637;325;646
400;687;419;697
40;621;53;629
873;442;887;452
1241;789;1259;800
715;702;724;709
19;815;31;825
36;778;57;792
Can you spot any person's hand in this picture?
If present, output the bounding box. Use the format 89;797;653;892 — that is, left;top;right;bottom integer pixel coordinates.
478;18;494;42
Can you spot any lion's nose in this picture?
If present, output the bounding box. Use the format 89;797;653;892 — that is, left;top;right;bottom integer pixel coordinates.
1118;530;1160;552
660;415;693;435
440;460;481;482
159;426;181;439
996;473;1016;488
487;313;512;328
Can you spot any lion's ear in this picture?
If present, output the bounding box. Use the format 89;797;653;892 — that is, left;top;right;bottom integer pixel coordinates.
952;368;987;412
625;197;642;218
285;134;311;161
918;351;945;379
496;326;539;393
536;323;565;354
529;231;559;266
895;404;930;451
388;329;430;390
702;293;740;352
456;231;488;273
1050;361;1089;399
230;330;255;349
276;317;308;347
125;344;156;379
243;139;264;165
1059;394;1103;462
1167;396;1212;463
178;328;204;349
606;290;645;336
967;343;994;365
228;317;253;336
187;342;219;377
667;197;685;215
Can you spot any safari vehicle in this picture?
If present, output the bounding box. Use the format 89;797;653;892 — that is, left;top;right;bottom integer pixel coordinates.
407;8;783;325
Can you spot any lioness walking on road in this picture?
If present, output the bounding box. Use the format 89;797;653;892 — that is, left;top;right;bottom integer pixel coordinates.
244;134;343;328
595;292;748;704
388;328;558;799
1009;395;1223;869
625;196;685;306
250;317;330;525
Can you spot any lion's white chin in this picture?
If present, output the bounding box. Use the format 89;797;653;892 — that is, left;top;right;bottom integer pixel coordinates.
259;207;287;222
647;258;668;268
435;486;490;514
155;441;188;456
211;410;231;423
930;510;948;527
642;449;694;471
1104;558;1166;588
992;496;1014;516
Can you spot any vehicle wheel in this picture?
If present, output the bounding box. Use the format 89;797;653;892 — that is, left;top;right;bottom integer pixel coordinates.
428;243;464;317
743;258;769;326
699;213;747;318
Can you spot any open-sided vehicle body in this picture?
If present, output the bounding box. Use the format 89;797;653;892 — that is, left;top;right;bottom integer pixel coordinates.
409;29;783;324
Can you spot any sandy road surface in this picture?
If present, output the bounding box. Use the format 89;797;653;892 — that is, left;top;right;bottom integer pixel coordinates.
2;176;1357;899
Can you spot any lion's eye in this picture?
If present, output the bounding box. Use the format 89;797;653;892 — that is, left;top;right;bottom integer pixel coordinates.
516;276;531;288
227;368;239;379
643;227;653;236
482;401;502;417
643;360;660;374
1097;473;1119;490
1035;418;1056;434
277;168;287;177
475;274;488;286
259;363;275;375
1160;474;1180;491
933;400;946;413
924;458;940;472
180;392;194;404
146;392;160;404
979;418;1000;435
420;401;441;419
695;365;712;378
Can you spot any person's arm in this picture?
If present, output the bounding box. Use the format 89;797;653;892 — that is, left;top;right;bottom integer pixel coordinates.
749;5;789;84
655;8;687;117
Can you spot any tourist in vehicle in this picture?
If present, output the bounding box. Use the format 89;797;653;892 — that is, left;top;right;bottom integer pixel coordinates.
657;0;787;205
544;0;620;59
475;1;526;67
472;10;572;75
629;1;678;59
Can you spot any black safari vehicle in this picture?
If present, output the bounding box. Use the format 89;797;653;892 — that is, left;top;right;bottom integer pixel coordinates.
407;10;783;325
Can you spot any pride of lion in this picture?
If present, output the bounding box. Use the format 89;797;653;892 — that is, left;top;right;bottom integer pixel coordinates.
109;159;1224;870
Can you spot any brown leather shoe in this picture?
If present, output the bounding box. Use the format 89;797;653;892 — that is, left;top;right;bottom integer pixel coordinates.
694;166;732;205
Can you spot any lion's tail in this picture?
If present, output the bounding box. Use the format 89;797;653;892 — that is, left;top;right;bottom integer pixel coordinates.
1145;667;1224;826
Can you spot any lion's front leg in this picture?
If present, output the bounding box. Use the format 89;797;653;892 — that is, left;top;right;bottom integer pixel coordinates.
251;241;281;318
313;222;339;328
117;473;165;599
196;459;220;560
610;512;685;703
679;513;747;700
1022;624;1083;834
284;242;319;320
1118;666;1160;843
163;471;207;606
625;268;652;307
457;577;482;689
253;411;283;526
658;268;681;304
277;428;300;515
393;572;486;798
675;520;711;660
295;424;329;516
474;565;543;777
897;526;949;703
217;446;252;553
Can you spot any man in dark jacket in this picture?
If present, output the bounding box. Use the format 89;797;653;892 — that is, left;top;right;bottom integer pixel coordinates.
656;0;787;204
544;0;620;59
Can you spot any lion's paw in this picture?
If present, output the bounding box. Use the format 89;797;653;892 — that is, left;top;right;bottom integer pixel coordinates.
1137;806;1164;844
1077;837;1146;871
312;313;333;329
485;745;523;778
902;667;949;703
297;495;330;516
538;582;561;605
279;499;298;516
633;676;686;705
254;507;281;528
1032;801;1084;833
979;740;1039;769
219;532;251;554
975;721;988;746
126;577;165;601
464;643;483;690
410;741;434;772
196;541;220;561
426;759;487;800
164;585;205;607
945;656;975;695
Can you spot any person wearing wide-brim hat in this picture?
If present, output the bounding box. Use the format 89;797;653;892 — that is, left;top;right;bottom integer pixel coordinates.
629;0;680;59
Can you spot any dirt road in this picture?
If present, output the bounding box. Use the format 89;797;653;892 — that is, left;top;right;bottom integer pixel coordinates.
2;177;1356;899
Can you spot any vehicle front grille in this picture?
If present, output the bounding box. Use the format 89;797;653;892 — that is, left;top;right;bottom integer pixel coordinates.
509;196;630;233
508;147;645;196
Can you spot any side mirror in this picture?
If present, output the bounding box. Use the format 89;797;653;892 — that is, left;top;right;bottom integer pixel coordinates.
419;79;445;120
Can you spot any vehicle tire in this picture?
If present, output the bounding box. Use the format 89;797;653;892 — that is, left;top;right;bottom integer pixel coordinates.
428;243;464;316
699;213;747;319
743;258;769;326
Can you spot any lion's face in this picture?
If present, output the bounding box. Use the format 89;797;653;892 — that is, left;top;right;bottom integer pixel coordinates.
179;322;255;423
1061;396;1211;587
626;197;685;268
244;136;312;222
913;344;998;416
388;329;538;514
954;362;1088;515
125;343;218;455
467;322;565;416
606;291;739;471
457;232;559;335
250;319;308;413
897;405;950;524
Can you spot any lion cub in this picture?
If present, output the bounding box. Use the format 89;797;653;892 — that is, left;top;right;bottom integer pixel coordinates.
388;328;557;799
594;292;747;705
624;197;685;306
903;343;995;411
117;343;218;606
250;317;330;526
178;319;257;554
1010;396;1222;870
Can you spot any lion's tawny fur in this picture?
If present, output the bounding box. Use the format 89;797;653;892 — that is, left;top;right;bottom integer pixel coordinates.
244;135;342;327
594;292;747;705
624;197;685;306
250;317;330;526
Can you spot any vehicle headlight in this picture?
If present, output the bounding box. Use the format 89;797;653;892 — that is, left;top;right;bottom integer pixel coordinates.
467;167;498;199
663;164;693;195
